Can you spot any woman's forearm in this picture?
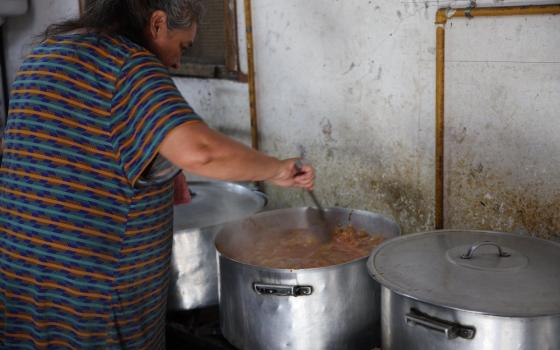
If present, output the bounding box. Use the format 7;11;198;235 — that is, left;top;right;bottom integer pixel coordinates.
159;121;284;182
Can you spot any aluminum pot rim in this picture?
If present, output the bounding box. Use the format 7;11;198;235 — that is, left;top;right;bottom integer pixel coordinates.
173;181;268;231
369;229;560;318
215;206;401;273
217;249;372;273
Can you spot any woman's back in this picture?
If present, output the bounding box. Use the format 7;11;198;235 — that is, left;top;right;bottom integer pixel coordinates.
0;32;201;349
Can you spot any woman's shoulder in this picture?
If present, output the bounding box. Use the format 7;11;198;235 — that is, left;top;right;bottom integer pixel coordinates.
102;34;164;70
44;31;154;65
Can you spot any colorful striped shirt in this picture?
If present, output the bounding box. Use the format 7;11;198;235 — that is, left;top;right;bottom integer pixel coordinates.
0;33;202;349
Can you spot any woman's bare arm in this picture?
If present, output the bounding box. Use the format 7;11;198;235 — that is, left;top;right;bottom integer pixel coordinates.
159;121;314;189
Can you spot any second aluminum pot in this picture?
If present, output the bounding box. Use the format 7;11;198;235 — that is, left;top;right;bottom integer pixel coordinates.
368;230;560;350
215;207;400;350
168;181;266;311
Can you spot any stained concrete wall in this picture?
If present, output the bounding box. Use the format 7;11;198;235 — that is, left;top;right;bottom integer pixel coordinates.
444;14;560;240
236;0;559;239
3;0;559;239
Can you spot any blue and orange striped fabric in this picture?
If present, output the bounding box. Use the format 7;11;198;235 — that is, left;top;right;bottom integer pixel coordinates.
0;33;201;349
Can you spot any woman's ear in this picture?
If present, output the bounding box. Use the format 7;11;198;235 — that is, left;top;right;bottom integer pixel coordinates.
148;10;168;39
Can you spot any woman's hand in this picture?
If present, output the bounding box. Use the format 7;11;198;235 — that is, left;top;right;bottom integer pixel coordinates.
269;158;315;190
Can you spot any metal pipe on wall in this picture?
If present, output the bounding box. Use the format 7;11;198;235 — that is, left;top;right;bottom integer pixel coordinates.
435;4;560;25
435;26;445;229
433;4;560;230
243;0;259;151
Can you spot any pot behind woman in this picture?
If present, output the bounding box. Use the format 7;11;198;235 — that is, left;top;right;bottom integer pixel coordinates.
168;181;266;311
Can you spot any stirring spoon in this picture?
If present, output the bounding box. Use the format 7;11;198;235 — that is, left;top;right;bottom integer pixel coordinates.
295;159;330;241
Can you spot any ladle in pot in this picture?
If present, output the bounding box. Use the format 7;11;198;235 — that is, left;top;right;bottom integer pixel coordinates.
295;159;330;242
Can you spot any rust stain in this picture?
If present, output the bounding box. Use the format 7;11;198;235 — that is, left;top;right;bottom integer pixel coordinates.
367;175;432;234
446;156;560;241
264;144;559;242
262;143;434;235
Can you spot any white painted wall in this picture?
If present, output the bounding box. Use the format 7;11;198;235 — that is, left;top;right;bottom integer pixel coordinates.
3;0;79;85
3;0;559;238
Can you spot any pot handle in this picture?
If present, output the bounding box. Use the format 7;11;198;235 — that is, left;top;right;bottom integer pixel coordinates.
253;283;313;297
460;241;511;259
405;309;475;340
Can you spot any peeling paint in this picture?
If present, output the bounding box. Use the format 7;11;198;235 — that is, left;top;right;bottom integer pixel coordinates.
320;118;334;142
450;125;467;144
342;62;356;75
375;66;383;80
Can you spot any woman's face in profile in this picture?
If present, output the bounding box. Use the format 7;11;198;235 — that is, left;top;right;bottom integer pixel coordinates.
146;11;198;69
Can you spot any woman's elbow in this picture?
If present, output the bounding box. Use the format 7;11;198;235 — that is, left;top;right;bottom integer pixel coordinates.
176;145;214;173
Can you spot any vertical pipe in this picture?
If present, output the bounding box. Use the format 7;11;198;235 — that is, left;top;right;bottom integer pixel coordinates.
244;0;259;151
435;26;445;230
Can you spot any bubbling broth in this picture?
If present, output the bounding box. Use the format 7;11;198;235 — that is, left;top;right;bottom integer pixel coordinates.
229;225;384;269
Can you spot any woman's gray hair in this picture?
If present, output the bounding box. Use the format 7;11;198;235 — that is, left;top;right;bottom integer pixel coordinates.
162;0;205;30
43;0;205;45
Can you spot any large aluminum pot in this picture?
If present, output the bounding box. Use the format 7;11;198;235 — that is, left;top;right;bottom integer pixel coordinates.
367;230;560;350
168;181;266;311
215;207;400;350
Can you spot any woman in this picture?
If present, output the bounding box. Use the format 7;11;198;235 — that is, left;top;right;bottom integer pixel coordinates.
0;0;314;349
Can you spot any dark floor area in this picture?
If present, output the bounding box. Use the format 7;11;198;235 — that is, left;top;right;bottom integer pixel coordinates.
166;306;237;350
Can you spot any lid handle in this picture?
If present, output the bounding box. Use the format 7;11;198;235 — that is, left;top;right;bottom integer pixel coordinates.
461;241;511;260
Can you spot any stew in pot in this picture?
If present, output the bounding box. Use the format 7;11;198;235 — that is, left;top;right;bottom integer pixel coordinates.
226;225;384;269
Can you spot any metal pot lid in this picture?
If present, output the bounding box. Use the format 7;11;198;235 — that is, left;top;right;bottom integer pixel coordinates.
367;230;560;317
174;181;267;229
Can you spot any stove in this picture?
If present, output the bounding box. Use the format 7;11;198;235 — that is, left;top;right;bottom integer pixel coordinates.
166;306;237;350
166;306;383;350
